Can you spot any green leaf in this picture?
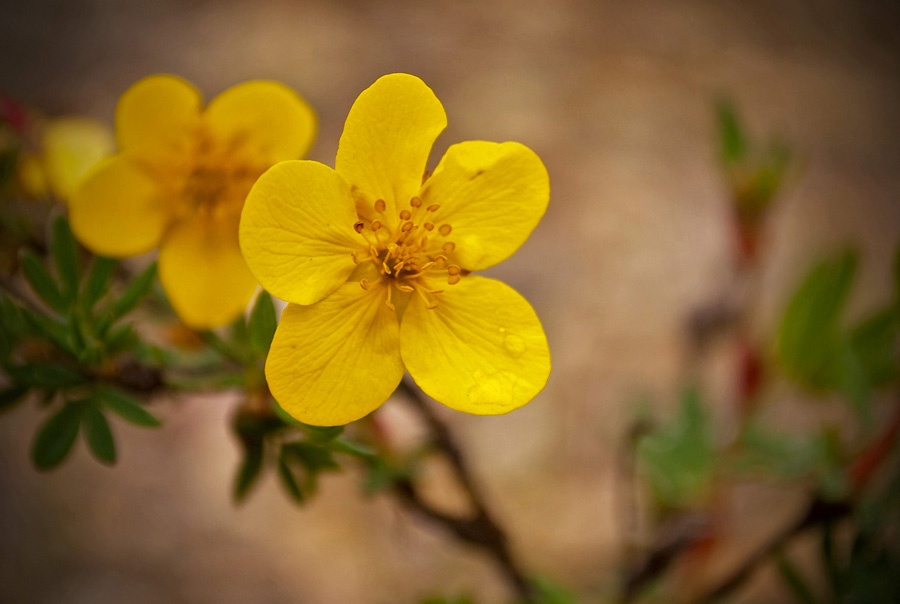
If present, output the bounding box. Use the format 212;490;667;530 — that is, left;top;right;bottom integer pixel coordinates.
302;423;344;443
6;362;85;390
81;256;117;311
248;292;277;358
50;215;80;303
21;251;67;313
234;445;264;502
20;308;77;357
107;262;157;320
716;98;747;164
848;308;899;388
774;549;820;604
282;441;340;474
776;250;857;390
277;456;304;503
96;387;161;427
637;387;714;509
0;384;30;412
332;437;376;460
82;404;116;464
32;402;83;469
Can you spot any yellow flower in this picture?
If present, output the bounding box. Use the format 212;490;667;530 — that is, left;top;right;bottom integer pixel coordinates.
69;75;316;329
17;117;114;201
240;73;550;426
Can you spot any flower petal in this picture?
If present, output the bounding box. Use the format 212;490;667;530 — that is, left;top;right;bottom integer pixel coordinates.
158;213;257;329
240;160;363;306
42;117;114;202
420;141;549;271
116;74;202;162
335;73;446;222
266;282;404;426
69;156;169;257
400;276;550;415
204;80;317;163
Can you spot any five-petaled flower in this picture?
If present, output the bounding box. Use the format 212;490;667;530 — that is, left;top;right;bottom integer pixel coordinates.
69;75;316;328
240;73;550;426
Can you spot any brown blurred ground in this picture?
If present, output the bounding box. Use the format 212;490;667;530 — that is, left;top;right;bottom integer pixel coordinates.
1;1;899;603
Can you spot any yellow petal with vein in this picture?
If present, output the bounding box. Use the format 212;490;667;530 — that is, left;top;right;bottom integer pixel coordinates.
266;282;404;426
421;141;549;271
240;160;363;306
69;156;168;257
204;80;316;163
400;276;550;415
335;73;446;223
158;213;257;329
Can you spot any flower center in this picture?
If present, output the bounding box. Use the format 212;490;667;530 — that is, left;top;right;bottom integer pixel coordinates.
352;195;462;310
179;132;265;221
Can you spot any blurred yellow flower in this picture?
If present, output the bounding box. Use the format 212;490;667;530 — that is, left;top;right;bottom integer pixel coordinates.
18;118;114;201
69;75;316;329
240;73;550;426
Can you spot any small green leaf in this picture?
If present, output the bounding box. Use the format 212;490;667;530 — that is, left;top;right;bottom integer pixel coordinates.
50;215;80;303
282;441;340;474
82;256;117;311
234;445;264;502
302;423;344;443
332;438;376;460
0;384;30;412
277;456;304;503
716;98;747;164
82;404;116;464
32;402;83;469
776;250;857;390
637;387;714;509
21;251;67;313
107;262;157;320
20;308;76;356
6;362;85;390
96;387;161;427
248;292;277;358
848;308;899;388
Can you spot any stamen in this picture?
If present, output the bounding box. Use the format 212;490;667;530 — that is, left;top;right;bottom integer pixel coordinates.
385;285;395;310
396;284;414;293
423;222;434;231
354;221;365;234
410;196;422;208
370;220;382;231
439;224;452;236
447;265;461;276
432;255;448;268
399;209;411;221
401;222;414;232
427;204;440;212
442;242;455;253
374;199;386;213
448;274;461;285
414;285;439;310
360;278;371;290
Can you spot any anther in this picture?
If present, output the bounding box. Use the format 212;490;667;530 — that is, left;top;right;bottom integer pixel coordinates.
433;255;447;268
399;209;411;221
354;221;365;234
448;274;461;285
370;220;382;231
360;278;371;290
427;204;440;212
401;222;414;232
410;196;422;208
442;242;455;253
447;265;461;276
397;284;414;293
374;199;386;213
438;224;452;236
423;222;434;231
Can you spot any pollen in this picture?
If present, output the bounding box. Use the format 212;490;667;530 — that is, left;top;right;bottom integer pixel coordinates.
350;195;464;310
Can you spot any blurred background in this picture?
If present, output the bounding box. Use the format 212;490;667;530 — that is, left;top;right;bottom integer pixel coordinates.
1;1;899;603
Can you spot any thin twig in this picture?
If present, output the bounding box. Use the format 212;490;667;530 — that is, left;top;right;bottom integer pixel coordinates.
396;380;535;602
